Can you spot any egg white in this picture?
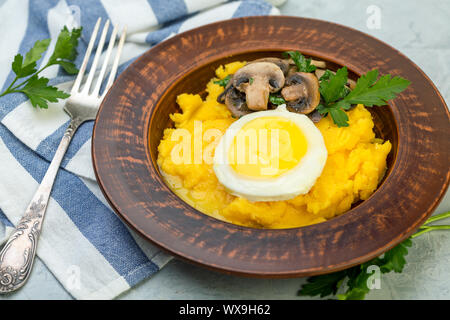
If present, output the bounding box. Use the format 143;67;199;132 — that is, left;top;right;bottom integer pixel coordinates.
213;105;328;202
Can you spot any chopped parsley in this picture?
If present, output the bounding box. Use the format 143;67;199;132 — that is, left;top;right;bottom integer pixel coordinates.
269;94;286;105
213;75;232;87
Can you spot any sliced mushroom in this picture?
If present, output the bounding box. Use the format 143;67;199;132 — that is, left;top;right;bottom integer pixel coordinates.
311;59;326;68
232;62;285;111
249;58;290;75
285;58;326;70
224;87;252;118
315;68;327;80
281;72;320;114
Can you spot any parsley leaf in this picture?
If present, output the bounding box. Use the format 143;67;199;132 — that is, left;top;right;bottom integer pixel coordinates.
283;51;316;73
19;76;70;109
318;69;333;81
344;69;411;107
317;104;348;127
12;54;37;78
329;107;349;127
379;238;412;273
317;67;410;127
213;75;232;87
319;67;349;104
11;39;52;80
24;39;51;66
0;27;82;107
54;60;79;74
48;26;82;74
298;270;348;298
316;67;352;127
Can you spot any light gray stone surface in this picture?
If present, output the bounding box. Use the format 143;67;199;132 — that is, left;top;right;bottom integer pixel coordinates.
1;0;449;300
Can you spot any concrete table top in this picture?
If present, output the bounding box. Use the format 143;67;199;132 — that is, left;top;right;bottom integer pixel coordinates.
1;0;449;300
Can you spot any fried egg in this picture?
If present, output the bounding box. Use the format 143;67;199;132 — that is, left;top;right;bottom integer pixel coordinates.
213;105;328;201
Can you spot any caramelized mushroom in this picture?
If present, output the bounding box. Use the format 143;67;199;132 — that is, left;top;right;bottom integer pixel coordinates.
281;72;320;114
232;62;285;111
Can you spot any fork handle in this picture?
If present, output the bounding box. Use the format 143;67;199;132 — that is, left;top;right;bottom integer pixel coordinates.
0;118;82;293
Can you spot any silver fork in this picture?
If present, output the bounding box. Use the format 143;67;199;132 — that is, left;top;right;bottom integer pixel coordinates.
0;18;127;293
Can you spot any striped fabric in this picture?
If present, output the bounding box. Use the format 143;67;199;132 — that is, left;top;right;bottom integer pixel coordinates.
0;0;280;299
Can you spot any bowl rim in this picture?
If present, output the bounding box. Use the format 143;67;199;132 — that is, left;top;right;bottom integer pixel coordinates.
92;16;450;277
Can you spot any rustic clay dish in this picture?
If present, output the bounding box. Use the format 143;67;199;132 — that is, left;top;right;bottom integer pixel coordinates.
92;16;450;277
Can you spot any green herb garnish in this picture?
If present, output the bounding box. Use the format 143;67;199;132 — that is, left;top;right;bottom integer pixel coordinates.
298;210;450;300
318;69;333;81
283;51;316;73
0;26;83;109
317;67;410;127
269;94;286;105
213;75;232;88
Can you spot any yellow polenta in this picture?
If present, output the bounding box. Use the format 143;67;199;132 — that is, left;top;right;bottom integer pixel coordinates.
157;62;392;229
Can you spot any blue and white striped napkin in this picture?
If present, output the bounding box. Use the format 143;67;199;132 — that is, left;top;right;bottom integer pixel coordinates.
0;0;281;299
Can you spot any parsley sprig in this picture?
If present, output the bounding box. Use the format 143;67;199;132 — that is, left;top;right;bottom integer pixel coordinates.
283;51;316;73
317;67;411;127
0;26;82;109
298;210;450;300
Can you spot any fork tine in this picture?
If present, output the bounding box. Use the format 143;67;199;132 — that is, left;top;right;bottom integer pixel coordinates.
92;24;119;96
81;19;110;94
101;26;127;99
71;17;101;94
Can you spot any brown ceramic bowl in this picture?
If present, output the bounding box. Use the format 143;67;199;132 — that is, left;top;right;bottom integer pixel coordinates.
92;16;450;277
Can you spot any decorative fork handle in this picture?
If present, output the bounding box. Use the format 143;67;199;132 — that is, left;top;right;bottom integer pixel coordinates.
0;118;82;293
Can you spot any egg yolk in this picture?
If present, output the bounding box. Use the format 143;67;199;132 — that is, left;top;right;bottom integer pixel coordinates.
228;116;308;178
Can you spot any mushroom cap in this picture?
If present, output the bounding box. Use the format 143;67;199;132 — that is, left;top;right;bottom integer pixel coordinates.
249;58;290;75
281;72;320;114
232;62;285;111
